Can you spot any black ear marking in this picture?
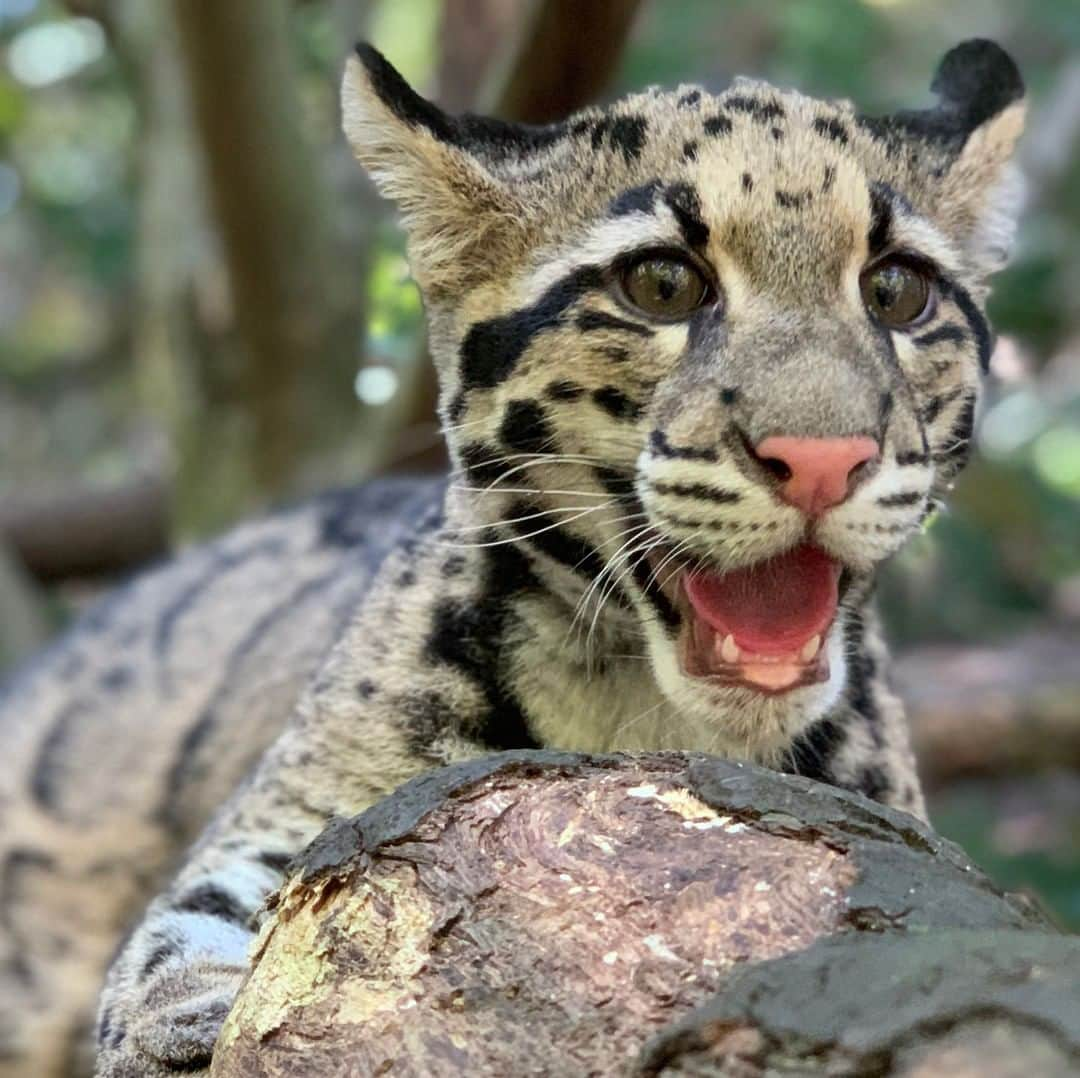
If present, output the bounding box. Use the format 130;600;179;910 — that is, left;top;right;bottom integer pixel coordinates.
353;41;568;157
861;39;1023;150
931;39;1024;129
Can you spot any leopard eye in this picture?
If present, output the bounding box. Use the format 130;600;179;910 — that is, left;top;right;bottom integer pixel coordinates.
860;258;933;328
621;254;710;320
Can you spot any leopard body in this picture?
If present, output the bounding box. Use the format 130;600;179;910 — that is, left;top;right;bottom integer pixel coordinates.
0;39;1025;1077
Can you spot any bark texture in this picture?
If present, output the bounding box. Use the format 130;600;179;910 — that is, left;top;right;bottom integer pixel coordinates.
210;752;1058;1077
639;932;1080;1076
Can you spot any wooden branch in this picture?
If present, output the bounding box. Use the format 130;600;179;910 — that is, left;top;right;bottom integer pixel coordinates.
639;931;1080;1076
896;629;1080;789
211;752;1054;1075
0;475;170;583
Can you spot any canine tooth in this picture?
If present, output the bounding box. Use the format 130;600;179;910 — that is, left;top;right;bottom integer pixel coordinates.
800;634;821;663
720;634;740;664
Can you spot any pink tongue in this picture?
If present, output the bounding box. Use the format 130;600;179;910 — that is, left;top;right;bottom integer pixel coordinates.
684;545;839;655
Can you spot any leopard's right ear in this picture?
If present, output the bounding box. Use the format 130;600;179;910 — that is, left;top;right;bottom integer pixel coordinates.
342;45;531;292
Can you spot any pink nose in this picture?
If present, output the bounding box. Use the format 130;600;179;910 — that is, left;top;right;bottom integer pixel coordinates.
755;435;880;517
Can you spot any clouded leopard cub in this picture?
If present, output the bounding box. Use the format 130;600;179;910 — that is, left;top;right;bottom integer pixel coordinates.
0;38;1024;1078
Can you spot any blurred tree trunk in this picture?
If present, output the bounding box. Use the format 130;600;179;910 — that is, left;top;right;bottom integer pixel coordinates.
438;0;521;112
0;541;49;672
171;0;355;497
489;0;644;121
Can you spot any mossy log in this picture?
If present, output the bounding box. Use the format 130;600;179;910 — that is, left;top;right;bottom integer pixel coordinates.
210;752;1062;1078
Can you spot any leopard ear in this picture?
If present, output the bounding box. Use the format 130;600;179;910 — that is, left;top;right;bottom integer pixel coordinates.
897;40;1027;277
929;41;1027;276
342;45;542;293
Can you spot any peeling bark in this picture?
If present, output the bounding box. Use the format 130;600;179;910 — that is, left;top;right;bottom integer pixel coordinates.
210;752;1057;1077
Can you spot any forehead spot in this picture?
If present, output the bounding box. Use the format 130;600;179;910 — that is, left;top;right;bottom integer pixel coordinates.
812;116;850;145
704;113;733;137
725;94;786;124
609;115;649;162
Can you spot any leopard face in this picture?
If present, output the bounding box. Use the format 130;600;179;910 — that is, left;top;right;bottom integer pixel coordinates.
343;41;1025;758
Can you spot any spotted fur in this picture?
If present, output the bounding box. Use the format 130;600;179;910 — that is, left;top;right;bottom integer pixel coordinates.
0;40;1024;1077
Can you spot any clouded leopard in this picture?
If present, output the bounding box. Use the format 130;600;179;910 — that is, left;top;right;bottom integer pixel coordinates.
0;38;1025;1077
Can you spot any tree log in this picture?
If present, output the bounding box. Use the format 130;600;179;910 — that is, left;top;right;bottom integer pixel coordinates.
639;931;1080;1076
210;751;1056;1077
0;474;170;583
896;628;1080;789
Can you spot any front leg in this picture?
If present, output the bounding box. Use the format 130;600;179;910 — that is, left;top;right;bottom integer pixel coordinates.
94;825;305;1077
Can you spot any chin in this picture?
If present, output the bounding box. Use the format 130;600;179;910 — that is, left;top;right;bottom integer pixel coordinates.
649;618;849;762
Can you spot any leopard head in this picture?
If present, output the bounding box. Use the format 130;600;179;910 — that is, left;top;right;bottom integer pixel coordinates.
343;41;1025;758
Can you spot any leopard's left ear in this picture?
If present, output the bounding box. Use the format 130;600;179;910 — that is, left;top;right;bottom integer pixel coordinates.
342;44;551;294
905;40;1027;277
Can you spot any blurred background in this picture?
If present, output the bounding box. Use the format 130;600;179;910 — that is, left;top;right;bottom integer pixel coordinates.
0;0;1077;925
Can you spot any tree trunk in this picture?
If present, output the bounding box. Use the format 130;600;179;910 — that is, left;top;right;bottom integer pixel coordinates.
896;628;1080;789
210;751;1057;1077
639;930;1080;1076
490;0;645;121
170;0;351;498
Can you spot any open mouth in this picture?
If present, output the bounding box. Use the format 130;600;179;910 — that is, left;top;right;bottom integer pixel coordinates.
665;544;841;695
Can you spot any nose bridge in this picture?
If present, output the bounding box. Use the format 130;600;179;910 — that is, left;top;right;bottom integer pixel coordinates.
728;314;885;442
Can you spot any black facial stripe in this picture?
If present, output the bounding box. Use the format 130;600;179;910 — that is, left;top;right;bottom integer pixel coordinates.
653;509;775;534
920;385;964;426
627;557;681;631
499;399;555;455
895;449;930;467
724;95;785;123
458;442;504;486
812;116;850;145
593;465;639;501
648;481;740;504
506;500;610;584
545;380;585;402
876;491;924;508
425;542;541;752
577;309;654;338
649;430;718;463
663;182;710;249
914;323;967;349
932;394;976;468
459;265;604;393
867;181;894;252
939;280;994;372
844;610;883;744
592;386;643;422
704;113;732;136
609;179;662;218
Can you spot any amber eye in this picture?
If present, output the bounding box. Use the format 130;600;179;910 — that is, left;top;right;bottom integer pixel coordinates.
860;258;933;328
621;254;710;319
